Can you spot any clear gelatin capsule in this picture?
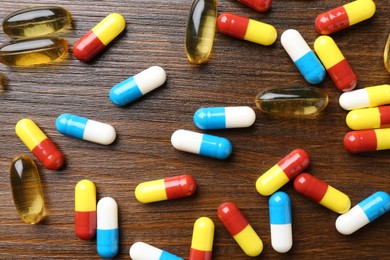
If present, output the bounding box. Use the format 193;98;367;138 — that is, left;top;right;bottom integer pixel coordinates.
0;37;68;66
0;73;5;94
3;6;72;38
10;155;45;224
255;87;328;116
384;33;390;73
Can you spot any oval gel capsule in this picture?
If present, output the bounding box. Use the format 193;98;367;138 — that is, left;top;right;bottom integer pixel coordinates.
171;130;232;160
346;106;390;130
339;84;390;110
190;217;214;260
97;197;119;258
343;128;390;153
56;113;116;145
75;179;96;240
385;33;390;73
336;191;390;235
236;0;272;12
110;66;166;106
130;242;183;260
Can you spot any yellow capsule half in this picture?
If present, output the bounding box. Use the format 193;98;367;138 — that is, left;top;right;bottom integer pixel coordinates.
189;217;214;259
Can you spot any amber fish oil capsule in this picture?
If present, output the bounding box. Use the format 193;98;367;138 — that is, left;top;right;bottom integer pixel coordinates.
385;33;390;73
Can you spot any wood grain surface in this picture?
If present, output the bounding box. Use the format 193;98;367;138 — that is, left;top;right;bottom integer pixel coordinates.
0;0;389;259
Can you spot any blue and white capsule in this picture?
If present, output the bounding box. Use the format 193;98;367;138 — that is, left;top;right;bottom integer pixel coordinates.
56;113;116;145
281;29;325;84
97;197;119;258
129;242;183;260
171;129;232;160
193;106;256;130
109;66;166;106
269;191;293;253
336;191;390;235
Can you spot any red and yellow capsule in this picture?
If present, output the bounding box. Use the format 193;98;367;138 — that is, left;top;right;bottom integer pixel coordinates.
346;106;390;130
236;0;272;12
216;12;277;46
73;13;125;62
314;36;357;92
344;128;390;153
294;173;351;214
75;179;97;240
15;119;64;170
189;217;214;260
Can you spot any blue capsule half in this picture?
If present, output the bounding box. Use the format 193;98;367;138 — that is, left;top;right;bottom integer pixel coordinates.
294;51;326;84
358;191;390;222
97;229;119;258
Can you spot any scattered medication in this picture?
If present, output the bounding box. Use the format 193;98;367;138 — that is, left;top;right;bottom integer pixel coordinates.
218;202;263;257
3;6;72;38
294;173;351;214
15;118;64;170
336;191;390;235
190;217;214;260
385;33;390;73
315;0;376;35
56;113;116;145
314;35;357;92
255;87;328;116
269;191;292;253
10;155;45;224
0;37;68;66
171;129;232;160
217;12;277;46
193;106;256;130
185;0;217;64
346;106;390;130
343;128;390;153
109;66;166;106
236;0;272;12
281;29;325;84
256;149;310;196
130;242;183;260
73;13;125;62
135;174;197;203
97;197;119;258
75;179;96;240
339;84;390;110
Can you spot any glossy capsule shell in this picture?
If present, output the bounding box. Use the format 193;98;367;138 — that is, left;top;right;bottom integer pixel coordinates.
190;217;214;260
110;66;166;106
56;114;116;145
15;119;64;170
336;191;390;235
217;12;277;46
385;33;390;73
343;128;390;153
339;84;390;110
171;130;232;160
3;6;72;38
193;106;256;130
294;173;351;214
130;242;183;260
73;13;125;62
0;37;68;66
75;180;96;240
346;106;390;130
314;36;357;92
256;149;310;196
269;192;292;253
97;197;119;258
218;202;263;257
10;155;45;224
135;174;197;203
236;0;272;12
315;0;376;35
281;29;325;84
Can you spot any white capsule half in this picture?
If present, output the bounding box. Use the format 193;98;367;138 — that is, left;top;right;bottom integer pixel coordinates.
339;88;370;110
270;224;293;253
130;242;183;260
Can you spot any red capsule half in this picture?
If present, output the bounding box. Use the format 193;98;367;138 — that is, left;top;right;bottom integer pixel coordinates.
343;129;390;153
236;0;272;12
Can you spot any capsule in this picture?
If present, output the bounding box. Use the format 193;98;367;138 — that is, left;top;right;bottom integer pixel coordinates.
385;33;390;73
294;173;351;214
343;128;390;153
256;149;310;196
190;217;214;260
56;113;116;145
0;37;68;66
15;119;64;171
281;29;325;84
109;66;166;106
135;175;197;203
218;202;263;257
171;129;232;160
255;87;329;116
236;0;272;12
185;0;217;64
10;155;45;224
269;192;292;253
73;13;125;62
346;106;390;130
336;191;390;235
217;12;277;46
193;106;256;130
339;84;390;110
315;0;376;35
97;197;119;258
3;6;72;38
314;36;357;92
0;73;4;94
130;242;183;260
75;180;96;240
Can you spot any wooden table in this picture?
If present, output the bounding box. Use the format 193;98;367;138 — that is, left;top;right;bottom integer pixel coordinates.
0;0;389;259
